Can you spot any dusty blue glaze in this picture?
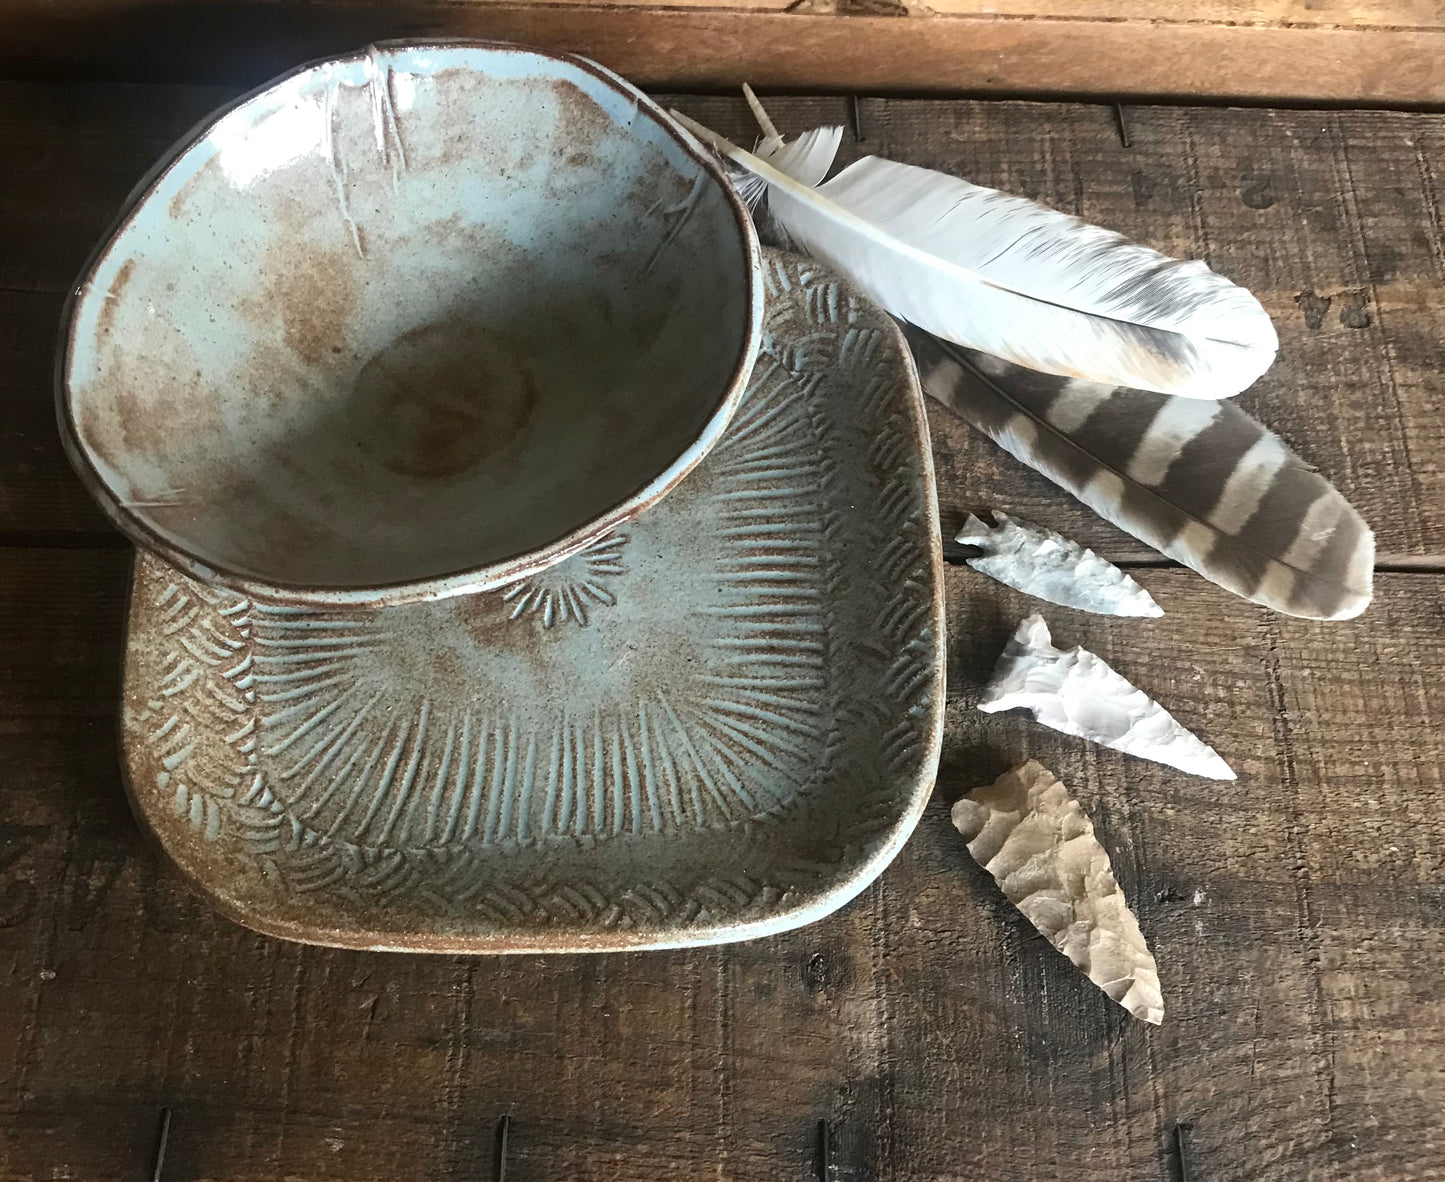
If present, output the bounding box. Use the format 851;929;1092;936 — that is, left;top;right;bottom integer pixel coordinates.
120;252;945;953
60;42;762;605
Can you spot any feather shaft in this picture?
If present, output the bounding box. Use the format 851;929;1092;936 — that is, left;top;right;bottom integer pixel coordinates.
742;83;781;144
670;111;1276;397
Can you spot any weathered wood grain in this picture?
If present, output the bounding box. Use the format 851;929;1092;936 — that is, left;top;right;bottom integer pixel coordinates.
3;80;1444;1182
3;85;1445;562
0;291;115;540
2;2;1445;103
927;566;1445;1182
1;550;1442;1181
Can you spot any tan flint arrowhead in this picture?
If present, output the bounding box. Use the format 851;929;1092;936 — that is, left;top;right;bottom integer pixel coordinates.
953;760;1165;1025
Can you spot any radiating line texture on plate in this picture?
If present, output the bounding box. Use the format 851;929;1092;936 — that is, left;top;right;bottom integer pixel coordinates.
120;249;944;951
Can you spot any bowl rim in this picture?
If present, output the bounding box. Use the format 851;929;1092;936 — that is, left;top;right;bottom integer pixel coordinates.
55;38;764;607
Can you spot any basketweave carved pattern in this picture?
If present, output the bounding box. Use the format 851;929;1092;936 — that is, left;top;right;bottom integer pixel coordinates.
121;251;943;950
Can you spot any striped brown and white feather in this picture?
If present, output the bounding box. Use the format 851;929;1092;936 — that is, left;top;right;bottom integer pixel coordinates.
906;329;1374;620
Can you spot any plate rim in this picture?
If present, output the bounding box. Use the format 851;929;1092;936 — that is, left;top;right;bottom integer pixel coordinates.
117;249;946;953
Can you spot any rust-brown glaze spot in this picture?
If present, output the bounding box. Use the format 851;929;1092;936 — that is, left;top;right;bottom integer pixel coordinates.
429;69;524;171
96;346;205;477
347;317;539;479
550;80;616;153
622;166;691;221
431;647;464;687
96;258;136;339
272;247;360;367
167;163;210;222
457;584;538;652
77;401;112;471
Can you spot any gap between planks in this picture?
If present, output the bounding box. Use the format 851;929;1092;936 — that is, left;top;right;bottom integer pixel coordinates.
5;536;1444;577
940;541;1445;575
3;6;1445;106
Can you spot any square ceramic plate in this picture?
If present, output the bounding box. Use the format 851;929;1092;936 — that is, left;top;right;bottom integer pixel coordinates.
120;250;945;952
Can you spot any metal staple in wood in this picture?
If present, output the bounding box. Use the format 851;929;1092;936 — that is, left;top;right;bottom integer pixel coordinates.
150;1109;172;1182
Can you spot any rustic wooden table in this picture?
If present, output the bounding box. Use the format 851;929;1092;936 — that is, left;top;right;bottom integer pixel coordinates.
2;84;1444;1182
4;1;1445;103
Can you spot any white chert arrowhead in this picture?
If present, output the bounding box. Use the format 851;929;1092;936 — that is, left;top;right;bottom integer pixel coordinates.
953;759;1165;1025
978;614;1235;780
956;512;1163;617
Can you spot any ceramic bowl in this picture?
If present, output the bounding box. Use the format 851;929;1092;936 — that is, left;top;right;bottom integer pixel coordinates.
58;41;762;605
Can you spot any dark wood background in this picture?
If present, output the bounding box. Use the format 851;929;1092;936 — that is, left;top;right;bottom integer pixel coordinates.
2;87;1444;1181
3;1;1445;104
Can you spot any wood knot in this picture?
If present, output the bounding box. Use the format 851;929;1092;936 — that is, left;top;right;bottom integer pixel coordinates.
803;949;854;994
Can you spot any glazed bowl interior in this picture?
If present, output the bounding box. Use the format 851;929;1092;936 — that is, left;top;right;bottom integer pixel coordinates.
61;42;759;600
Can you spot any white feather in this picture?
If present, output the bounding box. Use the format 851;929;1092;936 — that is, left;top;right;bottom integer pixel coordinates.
757;124;842;188
671;113;1277;398
733;125;843;207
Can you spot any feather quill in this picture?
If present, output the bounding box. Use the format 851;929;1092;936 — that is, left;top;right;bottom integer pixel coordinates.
731;125;844;211
908;330;1374;620
669;111;1277;398
737;85;843;196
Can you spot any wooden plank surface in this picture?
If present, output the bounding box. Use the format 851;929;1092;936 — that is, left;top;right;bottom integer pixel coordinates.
3;82;1445;1182
2;551;1443;1181
4;87;1445;561
3;1;1445;103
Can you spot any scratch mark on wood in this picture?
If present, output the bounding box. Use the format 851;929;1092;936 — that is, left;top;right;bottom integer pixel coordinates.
1263;617;1340;1148
712;957;737;1179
